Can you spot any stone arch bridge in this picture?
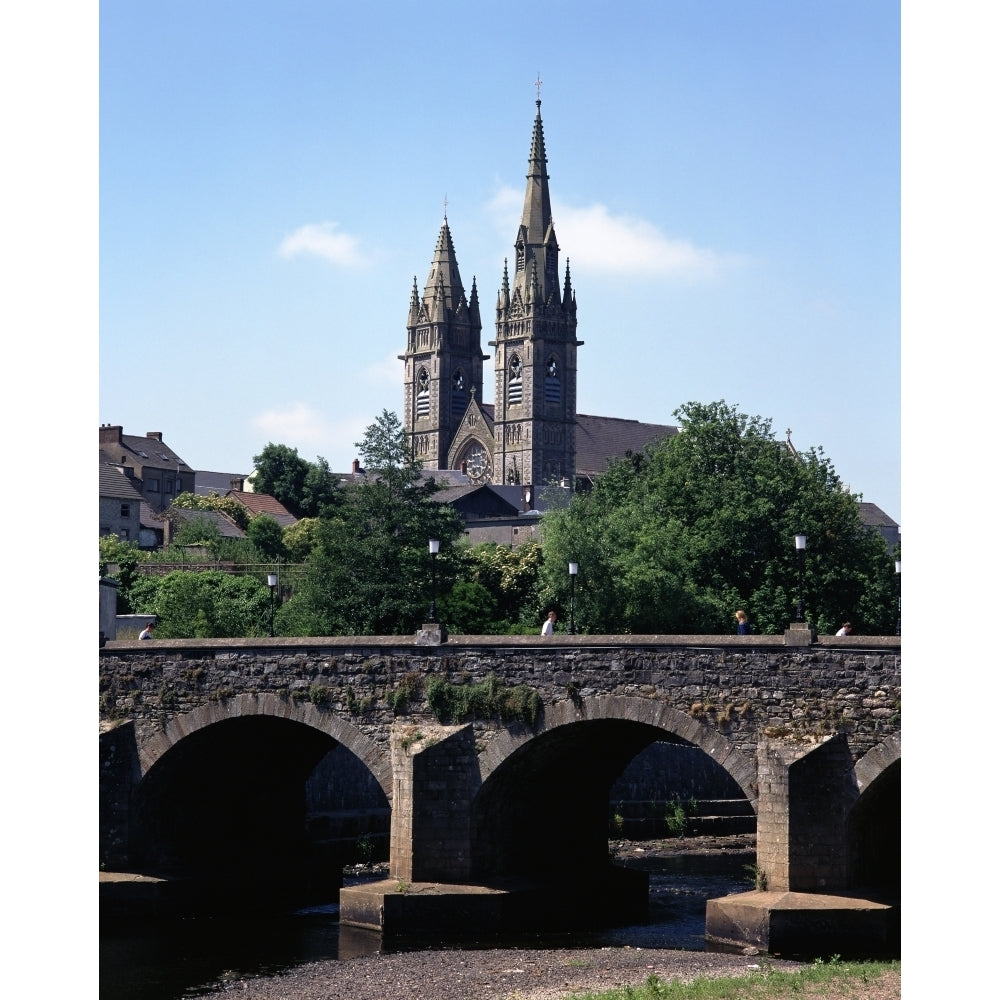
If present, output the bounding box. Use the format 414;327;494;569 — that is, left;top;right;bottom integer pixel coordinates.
99;630;900;951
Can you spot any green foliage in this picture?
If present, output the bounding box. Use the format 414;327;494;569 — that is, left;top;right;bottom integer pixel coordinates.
141;570;276;638
279;411;464;636
282;517;321;561
99;535;146;613
251;443;311;517
540;400;898;635
457;541;546;630
438;580;497;633
171;491;250;530
561;959;899;999
664;801;688;838
424;672;542;726
171;515;222;548
247;514;286;559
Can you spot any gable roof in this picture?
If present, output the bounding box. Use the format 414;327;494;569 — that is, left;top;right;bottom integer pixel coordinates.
195;470;249;496
99;460;145;501
160;505;247;538
225;490;298;528
574;414;679;480
435;484;522;518
99;432;191;472
858;502;899;529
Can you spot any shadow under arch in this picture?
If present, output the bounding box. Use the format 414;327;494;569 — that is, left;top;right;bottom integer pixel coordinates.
470;694;756;882
136;693;392;797
847;733;901;896
129;697;392;896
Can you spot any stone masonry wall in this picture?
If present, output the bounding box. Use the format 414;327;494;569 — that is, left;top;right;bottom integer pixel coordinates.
99;635;901;772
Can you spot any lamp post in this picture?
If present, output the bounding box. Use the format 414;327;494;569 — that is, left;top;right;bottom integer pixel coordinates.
428;539;440;623
794;534;807;623
568;561;578;634
895;558;901;635
267;572;278;637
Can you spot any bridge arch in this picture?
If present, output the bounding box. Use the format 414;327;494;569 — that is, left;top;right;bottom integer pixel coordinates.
847;733;901;894
136;693;392;797
478;694;756;803
470;694;756;882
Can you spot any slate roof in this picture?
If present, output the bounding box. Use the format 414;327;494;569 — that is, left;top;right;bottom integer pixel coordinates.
435;485;522;517
858;502;898;529
99;460;145;501
160;506;247;538
574;413;678;480
226;491;298;528
195;470;249;496
99;433;191;472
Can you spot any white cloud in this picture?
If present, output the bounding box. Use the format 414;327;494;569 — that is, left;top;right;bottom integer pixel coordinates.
486;184;725;280
250;403;370;469
364;350;405;385
277;222;369;267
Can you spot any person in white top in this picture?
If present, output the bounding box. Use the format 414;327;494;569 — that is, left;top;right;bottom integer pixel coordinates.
835;622;853;636
541;610;557;636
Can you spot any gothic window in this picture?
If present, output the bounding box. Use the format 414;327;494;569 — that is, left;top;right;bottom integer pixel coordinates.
460;442;491;484
416;367;430;418
516;238;526;272
452;369;466;418
508;354;523;406
545;355;560;403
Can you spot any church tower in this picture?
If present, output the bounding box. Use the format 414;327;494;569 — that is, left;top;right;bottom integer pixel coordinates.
400;217;487;469
490;98;581;487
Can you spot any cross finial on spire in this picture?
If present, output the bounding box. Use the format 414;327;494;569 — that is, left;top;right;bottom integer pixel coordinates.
535;73;542;103
443;193;448;221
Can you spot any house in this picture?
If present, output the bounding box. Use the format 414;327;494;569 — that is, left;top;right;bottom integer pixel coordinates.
158;505;248;546
195;471;250;496
99;460;145;542
99;425;195;513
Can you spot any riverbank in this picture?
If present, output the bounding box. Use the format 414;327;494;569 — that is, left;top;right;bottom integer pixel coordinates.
206;946;900;1000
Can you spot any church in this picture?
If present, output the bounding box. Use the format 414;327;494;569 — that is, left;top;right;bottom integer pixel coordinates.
399;98;677;494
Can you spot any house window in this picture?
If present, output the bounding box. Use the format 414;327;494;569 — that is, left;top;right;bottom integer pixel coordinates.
165;478;173;493
120;502;130;518
147;479;160;492
118;528;130;540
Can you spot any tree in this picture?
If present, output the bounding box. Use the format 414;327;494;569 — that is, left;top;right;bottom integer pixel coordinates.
280;411;464;635
540;401;897;635
247;514;286;560
147;570;275;638
251;443;311;517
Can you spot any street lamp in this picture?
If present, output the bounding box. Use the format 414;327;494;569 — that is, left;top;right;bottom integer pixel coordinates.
568;561;578;634
428;539;440;623
267;572;278;637
895;558;901;635
794;534;807;623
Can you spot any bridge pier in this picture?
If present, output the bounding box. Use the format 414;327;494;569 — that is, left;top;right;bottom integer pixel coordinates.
706;734;899;958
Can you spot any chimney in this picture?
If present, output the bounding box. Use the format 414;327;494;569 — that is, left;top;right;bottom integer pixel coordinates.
352;459;361;475
230;477;245;492
146;432;163;442
100;424;123;445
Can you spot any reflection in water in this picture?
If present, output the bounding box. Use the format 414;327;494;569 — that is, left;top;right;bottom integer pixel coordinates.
100;849;754;1000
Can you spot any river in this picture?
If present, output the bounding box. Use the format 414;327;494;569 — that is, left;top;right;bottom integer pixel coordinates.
100;838;755;1000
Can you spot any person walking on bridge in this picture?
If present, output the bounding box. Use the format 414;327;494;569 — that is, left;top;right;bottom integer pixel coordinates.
541;610;557;636
734;610;750;635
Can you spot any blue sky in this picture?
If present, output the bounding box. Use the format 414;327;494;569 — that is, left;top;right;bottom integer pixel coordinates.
96;0;901;520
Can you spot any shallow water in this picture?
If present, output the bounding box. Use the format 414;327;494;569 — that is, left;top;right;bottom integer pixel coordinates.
99;846;755;1000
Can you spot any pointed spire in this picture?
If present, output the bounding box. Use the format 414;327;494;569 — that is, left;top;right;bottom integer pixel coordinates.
497;258;510;311
423;217;465;312
520;99;552;247
562;259;575;310
408;276;420;326
469;276;481;326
